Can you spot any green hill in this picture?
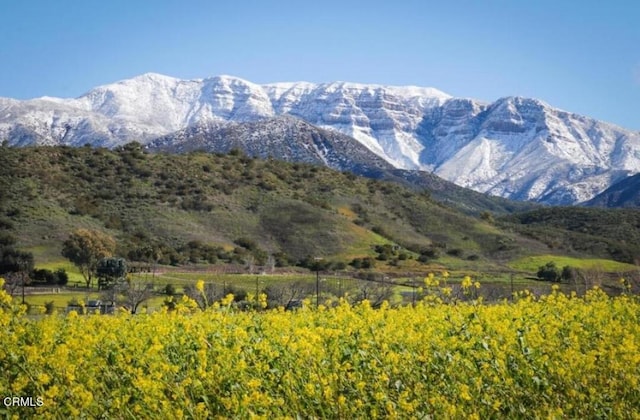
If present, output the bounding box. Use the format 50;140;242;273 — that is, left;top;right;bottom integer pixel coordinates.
499;207;640;264
0;144;636;274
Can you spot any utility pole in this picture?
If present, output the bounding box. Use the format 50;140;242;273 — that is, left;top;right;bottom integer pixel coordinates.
412;278;416;306
510;273;514;301
314;258;323;308
316;267;320;308
18;257;28;305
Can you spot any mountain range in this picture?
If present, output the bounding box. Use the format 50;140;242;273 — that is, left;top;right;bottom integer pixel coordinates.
2;72;639;205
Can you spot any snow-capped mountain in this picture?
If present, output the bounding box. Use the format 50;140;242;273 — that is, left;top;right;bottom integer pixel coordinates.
418;97;640;204
1;72;639;205
149;115;394;176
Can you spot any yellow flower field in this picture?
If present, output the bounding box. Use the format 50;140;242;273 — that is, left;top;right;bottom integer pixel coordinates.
1;278;639;419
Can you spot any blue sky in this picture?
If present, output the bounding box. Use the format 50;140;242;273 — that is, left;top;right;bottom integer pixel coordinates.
0;0;638;129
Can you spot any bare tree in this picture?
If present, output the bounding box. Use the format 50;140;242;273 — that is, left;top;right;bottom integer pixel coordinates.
2;272;23;296
244;255;256;275
351;278;397;308
575;266;605;294
100;279;155;314
265;255;276;274
121;280;155;314
264;281;313;309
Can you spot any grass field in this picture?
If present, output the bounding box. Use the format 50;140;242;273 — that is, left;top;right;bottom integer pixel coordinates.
18;251;634;313
508;255;637;273
23;292;99;308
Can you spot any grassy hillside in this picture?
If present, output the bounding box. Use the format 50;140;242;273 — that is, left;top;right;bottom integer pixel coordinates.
1;144;637;277
0;144;549;270
499;207;640;264
381;169;541;215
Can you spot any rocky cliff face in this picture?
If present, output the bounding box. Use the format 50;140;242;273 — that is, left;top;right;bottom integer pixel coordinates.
2;73;639;205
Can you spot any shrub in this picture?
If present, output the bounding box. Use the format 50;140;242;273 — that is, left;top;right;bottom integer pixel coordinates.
537;261;561;282
164;284;176;296
44;301;56;314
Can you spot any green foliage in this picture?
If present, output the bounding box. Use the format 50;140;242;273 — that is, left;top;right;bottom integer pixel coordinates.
500;207;640;263
96;257;128;290
0;247;34;275
536;262;582;283
480;211;495;223
260;200;342;262
62;229;116;288
537;262;561;282
1;146;633;275
164;284;176;296
417;247;440;263
349;257;376;269
509;255;637;273
32;268;68;285
44;300;56;314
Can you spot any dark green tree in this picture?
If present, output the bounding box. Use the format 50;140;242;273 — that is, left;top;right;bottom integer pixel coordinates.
96;257;128;290
537;261;561;282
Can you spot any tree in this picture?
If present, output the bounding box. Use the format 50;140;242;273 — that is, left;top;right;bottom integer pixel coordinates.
264;281;313;309
265;254;276;273
120;279;155;314
480;211;495;224
561;265;575;282
0;248;34;297
537;261;561;282
0;247;34;276
184;282;224;310
62;229;116;288
351;277;397;308
97;258;128;290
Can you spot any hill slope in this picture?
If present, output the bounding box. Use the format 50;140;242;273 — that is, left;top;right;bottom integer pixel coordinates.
148;115;395;177
1;145;551;269
148;116;540;215
583;173;640;208
499;207;640;263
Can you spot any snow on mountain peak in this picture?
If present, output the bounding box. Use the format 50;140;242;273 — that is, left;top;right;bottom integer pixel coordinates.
1;72;639;205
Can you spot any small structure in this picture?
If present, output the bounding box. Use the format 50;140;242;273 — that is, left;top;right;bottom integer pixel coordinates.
66;300;116;315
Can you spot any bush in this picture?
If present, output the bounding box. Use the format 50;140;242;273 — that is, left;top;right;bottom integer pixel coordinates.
350;257;375;269
561;265;575;282
418;247;440;263
164;284;176;296
32;268;57;284
537;262;561;282
446;248;464;258
55;268;68;285
44;301;56;314
235;237;258;251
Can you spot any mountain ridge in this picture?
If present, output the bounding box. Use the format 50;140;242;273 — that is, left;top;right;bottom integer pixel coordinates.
2;73;639;205
584;173;640;208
